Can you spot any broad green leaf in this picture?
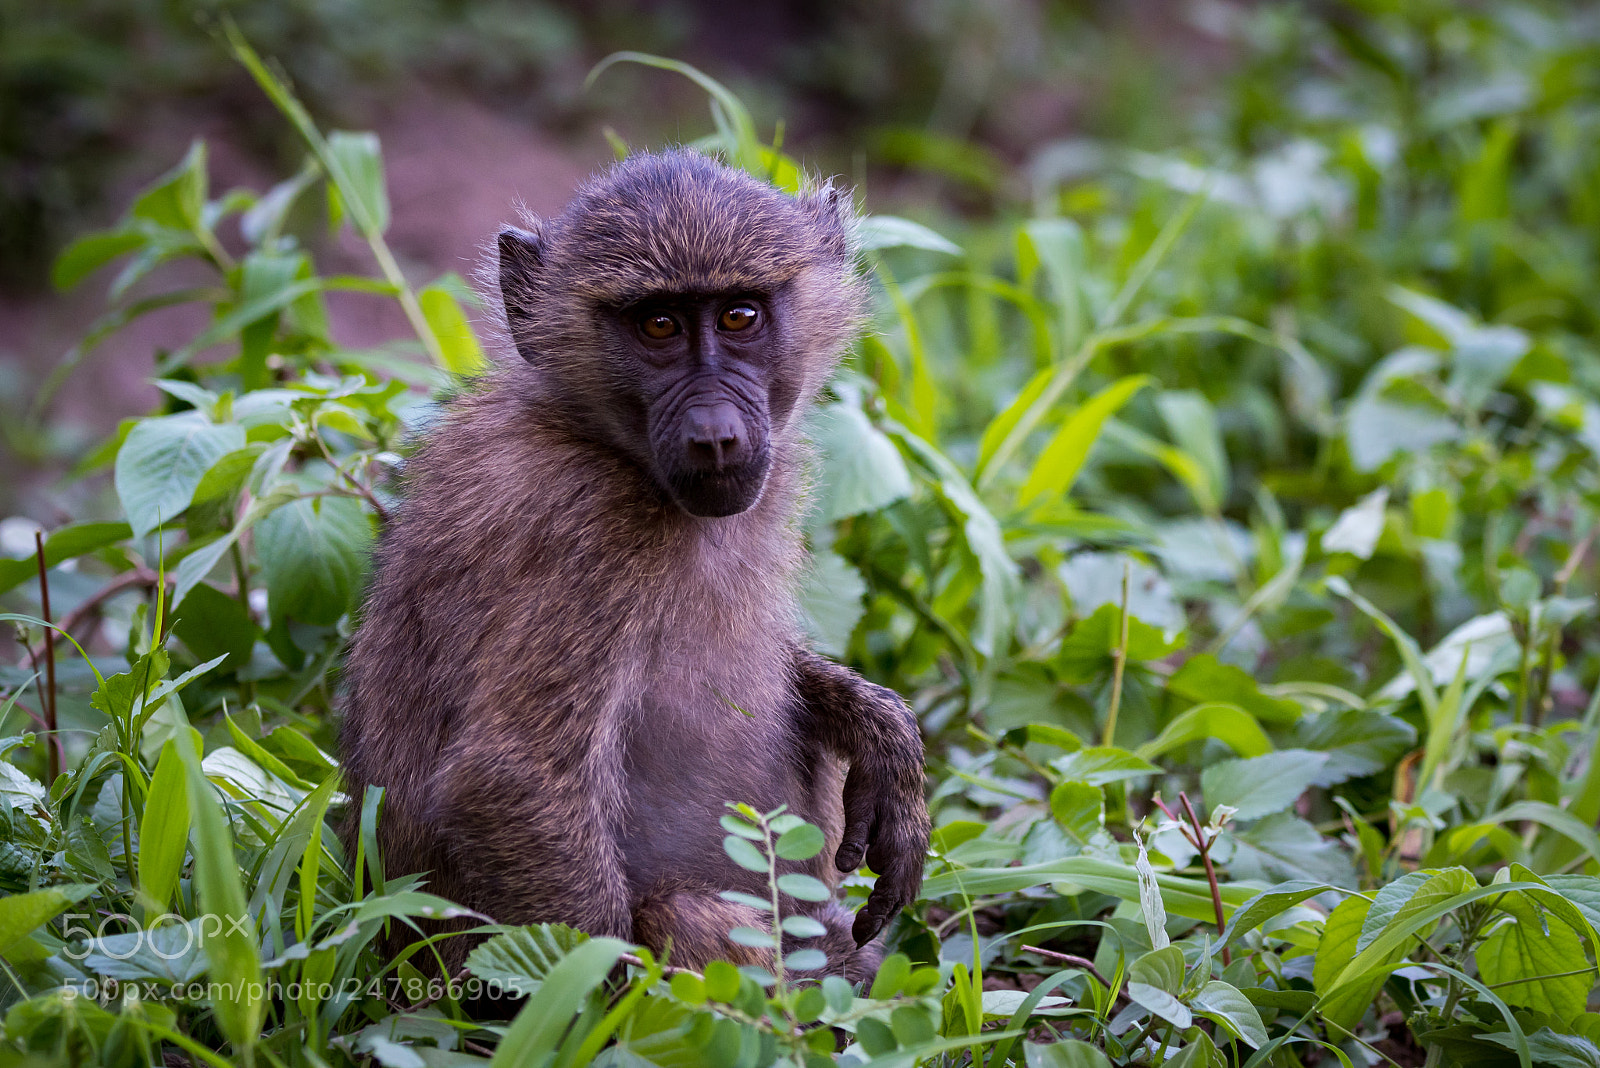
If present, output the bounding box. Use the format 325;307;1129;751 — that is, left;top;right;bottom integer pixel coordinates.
466;923;591;991
1201;750;1328;821
115;412;245;538
255;495;373;627
1057;602;1181;683
1049;781;1104;845
419;281;486;376
1313;893;1378;1033
1229;813;1354;886
1138;702;1273;761
53;229;146;291
0;884;97;957
1222;882;1334;946
1019;375;1153;506
775;823;825;861
723;834;768;872
1018;217;1088;353
799;549;867;658
0;521;132;595
1166;655;1302;726
1049;747;1159;786
856;215;962;255
1193;980;1268;1047
131;139;208;233
1322;488;1389;559
1356;870;1434;951
488;937;630;1067
325;130;390;234
776;873;831;901
1477;893;1594;1022
1128;944;1184;994
172;583;259;670
1294;709;1415;784
137;741;190;914
1024;1040;1112;1068
810;402;913;522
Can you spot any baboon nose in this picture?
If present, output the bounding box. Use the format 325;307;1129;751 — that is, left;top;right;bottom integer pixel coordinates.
684;403;744;469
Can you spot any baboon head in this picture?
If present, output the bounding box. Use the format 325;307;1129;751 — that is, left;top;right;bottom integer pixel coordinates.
497;150;864;517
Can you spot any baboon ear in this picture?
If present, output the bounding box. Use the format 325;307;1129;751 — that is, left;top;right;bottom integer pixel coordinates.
799;180;854;257
498;226;543;289
498;226;544;363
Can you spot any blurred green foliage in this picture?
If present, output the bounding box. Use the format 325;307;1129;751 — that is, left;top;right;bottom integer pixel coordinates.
4;2;1600;1065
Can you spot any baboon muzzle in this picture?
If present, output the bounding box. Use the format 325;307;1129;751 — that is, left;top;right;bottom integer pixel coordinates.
657;399;770;518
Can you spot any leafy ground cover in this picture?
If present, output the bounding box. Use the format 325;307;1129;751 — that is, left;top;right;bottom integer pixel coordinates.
3;4;1600;1066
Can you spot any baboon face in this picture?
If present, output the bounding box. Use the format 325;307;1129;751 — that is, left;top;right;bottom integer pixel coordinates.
607;290;790;517
496;151;862;518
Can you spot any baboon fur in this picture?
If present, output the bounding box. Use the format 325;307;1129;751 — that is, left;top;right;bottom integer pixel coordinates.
340;150;930;981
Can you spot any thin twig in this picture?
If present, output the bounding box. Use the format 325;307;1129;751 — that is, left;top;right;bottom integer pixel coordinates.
33;533;58;783
1020;945;1112;990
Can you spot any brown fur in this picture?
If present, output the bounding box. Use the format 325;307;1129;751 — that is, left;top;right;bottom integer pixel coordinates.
340;150;929;978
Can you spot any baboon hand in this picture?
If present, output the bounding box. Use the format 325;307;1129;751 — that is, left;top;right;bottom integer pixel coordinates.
836;758;931;946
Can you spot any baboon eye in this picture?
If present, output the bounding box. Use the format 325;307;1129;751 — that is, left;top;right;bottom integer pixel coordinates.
719;303;759;332
639;314;680;340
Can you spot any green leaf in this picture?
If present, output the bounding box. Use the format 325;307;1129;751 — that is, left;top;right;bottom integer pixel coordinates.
1128;944;1184;994
1322;488;1389;559
0;884;97;957
810;402;913;523
1192;980;1268;1047
1138;702;1273;762
776;873;831;902
114;412;246;538
53;229;147;291
799;549;868;658
1155;390;1229;506
1049;781;1105;845
172;583;259;671
137;741;190;914
1201;750;1329;821
1477;892;1594;1022
781;915;827;938
920;855;1256;923
1222;882;1334;947
1312;894;1377;1034
175;723;263;1052
1166;655;1302;726
131;139;208;233
1049;747;1159;787
1019;375;1153;506
255;495;373;626
1057;603;1180;682
856;215;962;255
1295;709;1415;784
419;281;486;376
723;835;768;872
1356;870;1434;951
775;823;825;861
1229;813;1354;886
325;130;390;234
0;521;132;595
488;937;630;1067
1023;1039;1112;1068
785;948;828;971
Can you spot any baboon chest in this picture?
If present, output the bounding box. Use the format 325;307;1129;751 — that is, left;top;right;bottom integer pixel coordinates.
616;672;810;895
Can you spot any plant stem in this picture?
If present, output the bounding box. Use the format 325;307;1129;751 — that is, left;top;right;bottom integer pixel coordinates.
1103;561;1132;748
1179;792;1230;965
33;532;59;783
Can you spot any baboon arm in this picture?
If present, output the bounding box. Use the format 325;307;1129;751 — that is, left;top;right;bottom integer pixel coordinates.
791;649;931;946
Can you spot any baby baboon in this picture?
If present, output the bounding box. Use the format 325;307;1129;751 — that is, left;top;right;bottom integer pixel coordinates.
340;149;930;979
